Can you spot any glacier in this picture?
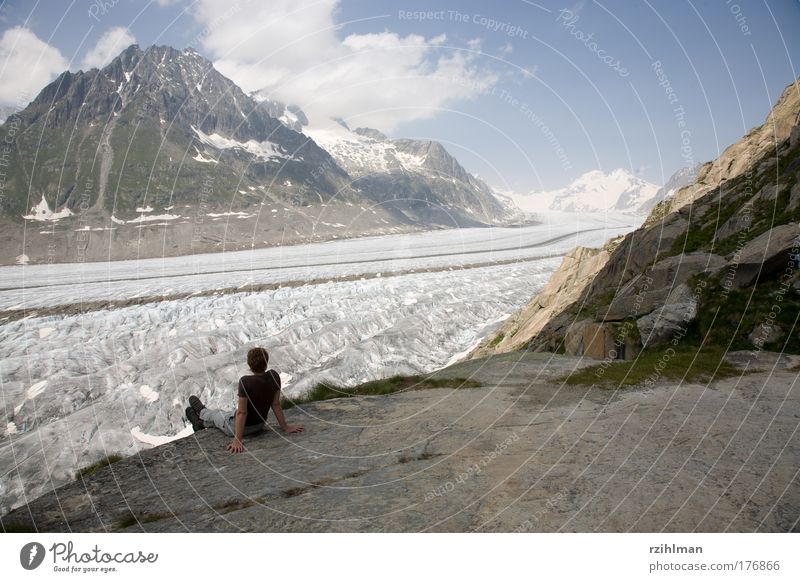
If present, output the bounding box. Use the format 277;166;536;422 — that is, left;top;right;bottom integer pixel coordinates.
0;217;634;514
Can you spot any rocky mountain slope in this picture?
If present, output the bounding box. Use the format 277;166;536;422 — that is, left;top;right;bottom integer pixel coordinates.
505;168;660;216
305;122;513;226
475;79;800;360
2;45;346;219
0;45;514;265
652;83;800;218
637;163;699;215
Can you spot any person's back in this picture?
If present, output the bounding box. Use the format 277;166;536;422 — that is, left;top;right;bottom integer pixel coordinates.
238;370;281;427
185;347;304;453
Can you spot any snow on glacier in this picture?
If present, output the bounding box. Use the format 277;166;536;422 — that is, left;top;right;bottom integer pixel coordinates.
0;218;635;513
0;217;634;310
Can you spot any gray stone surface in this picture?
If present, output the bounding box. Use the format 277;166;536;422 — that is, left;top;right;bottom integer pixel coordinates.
3;352;798;533
636;284;698;347
753;183;788;203
604;252;724;321
732;223;800;288
790;182;800;210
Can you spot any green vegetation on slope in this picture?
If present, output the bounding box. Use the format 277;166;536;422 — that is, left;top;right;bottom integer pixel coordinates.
559;346;742;386
282;375;481;410
74;454;124;480
689;273;800;353
488;333;504;348
670;141;800;259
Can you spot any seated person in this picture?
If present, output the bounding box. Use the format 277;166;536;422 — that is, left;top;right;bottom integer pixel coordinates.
186;347;304;453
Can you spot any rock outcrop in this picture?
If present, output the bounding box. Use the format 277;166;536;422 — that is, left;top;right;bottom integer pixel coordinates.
729;223;800;288
502;78;800;357
598;251;726;324
469;241;618;359
655;79;800;216
563;319;640;360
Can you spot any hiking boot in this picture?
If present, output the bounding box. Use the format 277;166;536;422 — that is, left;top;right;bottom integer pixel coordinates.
189;395;206;416
185;407;205;432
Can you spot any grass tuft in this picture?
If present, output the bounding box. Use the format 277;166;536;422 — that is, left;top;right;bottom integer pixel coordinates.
559;347;743;387
2;522;37;533
75;454;124;480
114;511;172;530
281;375;480;410
488;333;504;348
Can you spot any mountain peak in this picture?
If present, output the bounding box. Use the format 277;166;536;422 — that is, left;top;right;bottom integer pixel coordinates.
354;127;388;141
504;168;660;216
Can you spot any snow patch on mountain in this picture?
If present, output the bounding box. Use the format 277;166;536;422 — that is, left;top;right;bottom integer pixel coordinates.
192;150;218;164
191;126;293;161
126;213;182;224
22;195;73;222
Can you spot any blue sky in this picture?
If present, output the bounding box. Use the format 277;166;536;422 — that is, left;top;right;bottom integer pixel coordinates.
0;0;798;193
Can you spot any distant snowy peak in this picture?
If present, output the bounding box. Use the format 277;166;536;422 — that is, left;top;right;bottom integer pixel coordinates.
353;127;388;141
305;123;479;183
304;123;425;176
303;122;513;225
249;92;309;132
551;169;659;214
508;169;660;215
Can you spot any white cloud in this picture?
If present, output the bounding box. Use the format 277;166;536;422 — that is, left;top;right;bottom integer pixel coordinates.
82;26;136;70
467;38;483;51
0;27;67;107
192;0;497;131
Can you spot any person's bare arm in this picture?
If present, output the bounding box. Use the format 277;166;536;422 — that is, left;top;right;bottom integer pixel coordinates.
227;396;248;453
271;390;304;433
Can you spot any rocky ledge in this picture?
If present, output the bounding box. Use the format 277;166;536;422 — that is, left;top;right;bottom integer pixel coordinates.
3;351;798;532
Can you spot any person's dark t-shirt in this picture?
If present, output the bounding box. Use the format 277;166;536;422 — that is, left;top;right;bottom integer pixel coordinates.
238;370;281;426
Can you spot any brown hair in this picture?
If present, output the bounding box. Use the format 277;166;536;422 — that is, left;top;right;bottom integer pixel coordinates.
247;347;269;373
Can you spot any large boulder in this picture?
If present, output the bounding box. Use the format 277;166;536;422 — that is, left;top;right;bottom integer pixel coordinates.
752;182;789;204
603;252;725;321
748;322;784;349
730;223;800;288
564;319;640;360
636;284;699;347
716;203;756;240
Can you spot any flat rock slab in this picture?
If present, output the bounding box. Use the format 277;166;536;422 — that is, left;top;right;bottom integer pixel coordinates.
3;352;798;532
